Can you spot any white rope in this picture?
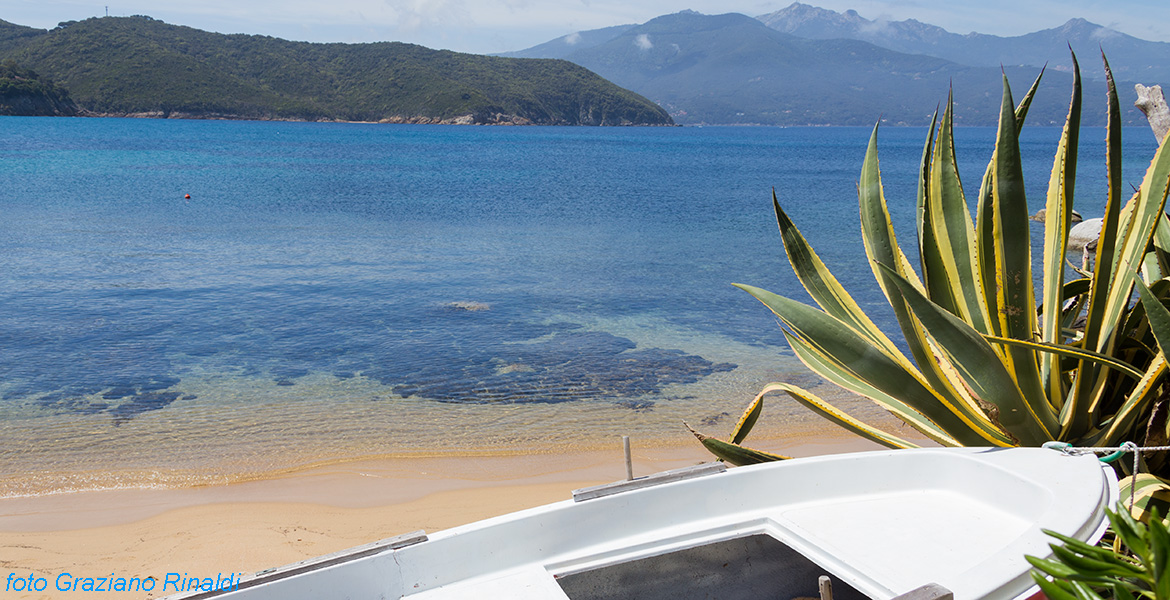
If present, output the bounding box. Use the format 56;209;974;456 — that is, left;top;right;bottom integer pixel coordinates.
1043;441;1170;512
1044;443;1170;454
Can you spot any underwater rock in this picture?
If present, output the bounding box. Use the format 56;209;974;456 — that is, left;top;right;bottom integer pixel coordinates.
111;390;183;425
444;301;491;311
700;412;731;427
389;329;736;405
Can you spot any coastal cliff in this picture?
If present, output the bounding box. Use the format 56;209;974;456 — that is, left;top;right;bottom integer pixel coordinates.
0;60;77;116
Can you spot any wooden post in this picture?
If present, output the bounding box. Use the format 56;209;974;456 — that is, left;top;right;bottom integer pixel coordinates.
819;575;833;600
623;436;633;481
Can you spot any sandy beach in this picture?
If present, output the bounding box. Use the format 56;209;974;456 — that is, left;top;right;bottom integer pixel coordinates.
0;436;883;600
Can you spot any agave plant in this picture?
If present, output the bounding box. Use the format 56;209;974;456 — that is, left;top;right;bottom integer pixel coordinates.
690;53;1170;515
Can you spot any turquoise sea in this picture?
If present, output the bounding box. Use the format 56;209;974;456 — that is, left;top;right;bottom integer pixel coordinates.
0;117;1159;497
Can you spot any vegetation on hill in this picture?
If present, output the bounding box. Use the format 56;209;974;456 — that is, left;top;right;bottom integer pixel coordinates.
0;59;77;115
0;16;672;125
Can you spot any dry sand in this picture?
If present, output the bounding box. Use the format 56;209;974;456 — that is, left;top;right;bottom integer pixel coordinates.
0;438;882;600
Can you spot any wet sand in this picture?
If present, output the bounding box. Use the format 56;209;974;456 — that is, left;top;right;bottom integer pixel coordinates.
0;437;885;600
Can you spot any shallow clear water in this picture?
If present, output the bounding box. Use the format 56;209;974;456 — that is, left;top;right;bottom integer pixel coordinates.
0;117;1158;496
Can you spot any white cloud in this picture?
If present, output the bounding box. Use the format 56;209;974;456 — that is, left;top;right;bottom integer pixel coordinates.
564;31;582;44
381;0;469;32
858;17;892;35
1091;23;1121;41
634;33;653;49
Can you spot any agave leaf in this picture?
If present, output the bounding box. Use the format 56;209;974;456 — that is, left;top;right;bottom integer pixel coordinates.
756;381;922;449
1013;66;1045;132
984;335;1145;381
771;196;909;363
1135;278;1170;363
988;74;1047;412
1066;56;1126;438
1041;51;1081;397
1098;139;1170;351
858;124;924;293
1080;101;1170;434
976;68;1045;342
1149;214;1170;281
736;282;1006;446
781;326;960;447
857;125;981;421
729;391;762;445
927;92;987;332
917;108;948;307
684;422;791;466
1094;352;1167;446
875;262;1054;444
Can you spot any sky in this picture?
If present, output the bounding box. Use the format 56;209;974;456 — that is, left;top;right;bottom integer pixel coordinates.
5;0;1168;55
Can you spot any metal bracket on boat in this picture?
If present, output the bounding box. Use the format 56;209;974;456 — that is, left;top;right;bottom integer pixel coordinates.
159;530;428;600
571;462;727;502
890;583;954;600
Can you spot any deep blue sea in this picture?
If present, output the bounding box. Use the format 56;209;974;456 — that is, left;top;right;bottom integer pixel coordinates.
0;117;1159;496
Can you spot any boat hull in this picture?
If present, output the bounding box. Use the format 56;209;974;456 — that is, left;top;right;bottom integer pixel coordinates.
165;447;1118;600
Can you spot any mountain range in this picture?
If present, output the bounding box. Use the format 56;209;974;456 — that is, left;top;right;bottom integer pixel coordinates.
505;6;1160;127
0;16;672;124
758;3;1170;84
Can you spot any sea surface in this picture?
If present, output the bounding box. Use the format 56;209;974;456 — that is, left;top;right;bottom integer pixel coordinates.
0;117;1159;497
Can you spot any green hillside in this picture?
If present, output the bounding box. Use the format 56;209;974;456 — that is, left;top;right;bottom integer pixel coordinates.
0;59;77;115
0;16;672;125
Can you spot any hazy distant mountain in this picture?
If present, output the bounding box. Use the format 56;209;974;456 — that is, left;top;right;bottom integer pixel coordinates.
502;24;635;59
758;3;1170;84
0;16;672;125
510;10;1137;126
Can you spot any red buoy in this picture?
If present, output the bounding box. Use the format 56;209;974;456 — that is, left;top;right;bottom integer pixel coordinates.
184;194;191;199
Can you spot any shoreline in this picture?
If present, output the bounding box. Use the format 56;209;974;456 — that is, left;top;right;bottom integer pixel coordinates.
0;437;883;599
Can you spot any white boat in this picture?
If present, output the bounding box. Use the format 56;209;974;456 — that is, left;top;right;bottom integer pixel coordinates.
164;447;1117;600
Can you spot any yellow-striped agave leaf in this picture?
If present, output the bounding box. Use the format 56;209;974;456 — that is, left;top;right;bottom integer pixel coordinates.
875;263;1054;445
1040;51;1081;400
783;330;960;447
975;69;1045;343
1146;215;1170;281
736;283;1000;447
926;93;986;333
684;423;791;466
759;381;922;450
858;125;976;414
983;335;1145;382
988;75;1047;411
728;391;762;445
1094;353;1166;447
1119;474;1170;521
1066;57;1126;437
771;195;906;362
917;109;949;311
1097;122;1170;353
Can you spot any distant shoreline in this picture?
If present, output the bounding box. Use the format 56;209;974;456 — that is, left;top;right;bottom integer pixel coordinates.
40;110;676;125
